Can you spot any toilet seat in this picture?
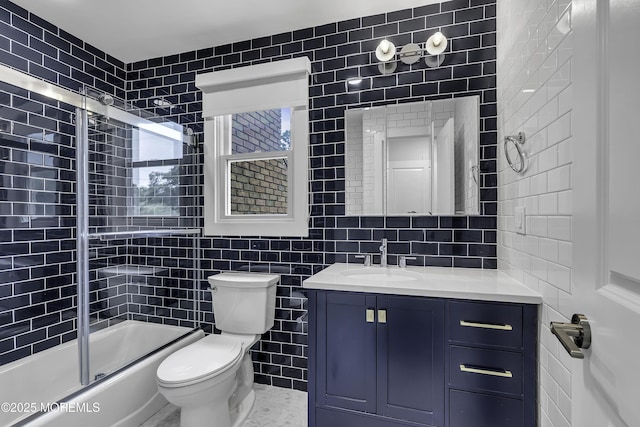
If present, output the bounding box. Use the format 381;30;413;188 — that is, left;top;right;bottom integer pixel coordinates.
157;335;244;387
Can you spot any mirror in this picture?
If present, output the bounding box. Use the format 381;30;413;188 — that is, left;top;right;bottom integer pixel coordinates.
345;96;480;216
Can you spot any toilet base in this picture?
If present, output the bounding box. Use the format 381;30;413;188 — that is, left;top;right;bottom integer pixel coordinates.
177;386;255;427
169;353;257;427
180;397;232;427
230;388;256;427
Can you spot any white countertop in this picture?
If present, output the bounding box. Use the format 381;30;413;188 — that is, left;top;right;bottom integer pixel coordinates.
302;263;542;304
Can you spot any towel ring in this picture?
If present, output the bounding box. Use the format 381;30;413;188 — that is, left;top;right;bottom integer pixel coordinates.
504;132;526;174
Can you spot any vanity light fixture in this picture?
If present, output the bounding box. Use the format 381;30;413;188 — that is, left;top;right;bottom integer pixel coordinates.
424;31;447;67
375;39;396;62
373;31;449;74
375;39;398;74
425;31;448;55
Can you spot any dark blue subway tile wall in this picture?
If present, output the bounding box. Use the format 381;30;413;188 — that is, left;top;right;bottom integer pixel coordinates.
0;0;126;97
0;80;80;365
0;0;496;392
0;1;197;366
127;0;497;391
0;77;199;364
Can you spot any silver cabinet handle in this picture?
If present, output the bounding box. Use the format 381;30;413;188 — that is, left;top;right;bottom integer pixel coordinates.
460;364;513;378
377;309;387;324
459;320;513;331
550;313;591;359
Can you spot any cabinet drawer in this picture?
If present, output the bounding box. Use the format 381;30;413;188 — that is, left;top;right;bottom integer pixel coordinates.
449;346;523;396
449;389;523;427
316;407;418;427
449;301;522;349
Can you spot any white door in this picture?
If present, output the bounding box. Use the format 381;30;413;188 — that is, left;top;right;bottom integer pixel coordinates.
432;118;454;214
570;0;640;425
387;136;431;214
387;162;429;214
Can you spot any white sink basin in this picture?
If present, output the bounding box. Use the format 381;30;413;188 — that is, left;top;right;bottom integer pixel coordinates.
340;267;422;282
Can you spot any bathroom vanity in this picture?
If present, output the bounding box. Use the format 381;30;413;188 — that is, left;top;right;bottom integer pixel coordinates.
303;263;542;427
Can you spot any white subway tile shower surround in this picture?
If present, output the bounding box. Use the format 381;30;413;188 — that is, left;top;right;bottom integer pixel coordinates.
497;1;573;426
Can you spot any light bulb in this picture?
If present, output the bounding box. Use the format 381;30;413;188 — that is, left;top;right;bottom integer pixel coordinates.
432;32;444;46
379;39;390;53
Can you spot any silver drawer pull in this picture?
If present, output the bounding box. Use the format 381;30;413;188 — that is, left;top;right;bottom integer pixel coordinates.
459;320;513;331
460;364;513;378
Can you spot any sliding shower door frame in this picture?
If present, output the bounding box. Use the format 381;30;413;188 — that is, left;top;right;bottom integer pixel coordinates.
0;64;199;387
76;105;91;385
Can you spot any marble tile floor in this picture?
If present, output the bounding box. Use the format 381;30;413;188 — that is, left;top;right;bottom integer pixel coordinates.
140;384;307;427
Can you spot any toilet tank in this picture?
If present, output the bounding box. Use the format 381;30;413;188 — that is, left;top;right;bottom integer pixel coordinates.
208;273;279;334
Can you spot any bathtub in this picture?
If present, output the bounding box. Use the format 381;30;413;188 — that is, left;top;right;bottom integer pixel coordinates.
0;320;204;427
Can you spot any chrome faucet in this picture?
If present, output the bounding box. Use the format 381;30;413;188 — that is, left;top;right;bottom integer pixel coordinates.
379;238;388;267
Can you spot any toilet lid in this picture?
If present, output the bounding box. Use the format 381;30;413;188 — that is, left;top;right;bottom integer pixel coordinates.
157;335;244;385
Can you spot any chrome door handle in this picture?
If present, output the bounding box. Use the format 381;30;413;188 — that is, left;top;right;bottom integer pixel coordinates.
550;314;591;359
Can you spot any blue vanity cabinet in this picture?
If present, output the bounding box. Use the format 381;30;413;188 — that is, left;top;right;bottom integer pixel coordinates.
308;290;539;427
309;290;445;427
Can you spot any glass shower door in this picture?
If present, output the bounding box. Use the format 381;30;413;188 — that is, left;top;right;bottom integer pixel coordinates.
0;74;85;421
79;106;200;384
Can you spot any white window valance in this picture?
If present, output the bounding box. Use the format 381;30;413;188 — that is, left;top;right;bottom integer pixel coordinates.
196;57;311;117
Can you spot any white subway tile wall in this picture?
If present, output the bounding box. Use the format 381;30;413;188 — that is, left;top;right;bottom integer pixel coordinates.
497;0;573;426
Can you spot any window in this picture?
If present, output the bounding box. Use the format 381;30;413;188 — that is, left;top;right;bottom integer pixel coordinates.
227;108;290;216
130;125;183;216
197;58;310;237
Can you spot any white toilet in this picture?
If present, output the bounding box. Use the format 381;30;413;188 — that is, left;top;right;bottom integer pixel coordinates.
156;272;279;427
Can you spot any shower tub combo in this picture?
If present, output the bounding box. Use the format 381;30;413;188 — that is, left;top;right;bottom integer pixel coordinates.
0;321;203;427
0;65;203;426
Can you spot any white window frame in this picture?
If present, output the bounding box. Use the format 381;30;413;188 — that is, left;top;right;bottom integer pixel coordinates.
197;58;310;237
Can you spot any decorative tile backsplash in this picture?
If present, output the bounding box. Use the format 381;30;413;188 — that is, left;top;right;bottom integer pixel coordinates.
0;0;497;391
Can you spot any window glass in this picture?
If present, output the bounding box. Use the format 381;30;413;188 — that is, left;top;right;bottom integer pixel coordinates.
131;165;180;216
130;126;183;216
231;108;291;154
229;158;288;215
132;126;183;161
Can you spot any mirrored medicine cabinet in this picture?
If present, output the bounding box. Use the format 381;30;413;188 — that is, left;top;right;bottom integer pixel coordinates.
345;96;480;216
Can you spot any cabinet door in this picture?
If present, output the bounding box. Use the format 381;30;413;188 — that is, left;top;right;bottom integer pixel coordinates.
377;295;445;426
316;291;377;413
